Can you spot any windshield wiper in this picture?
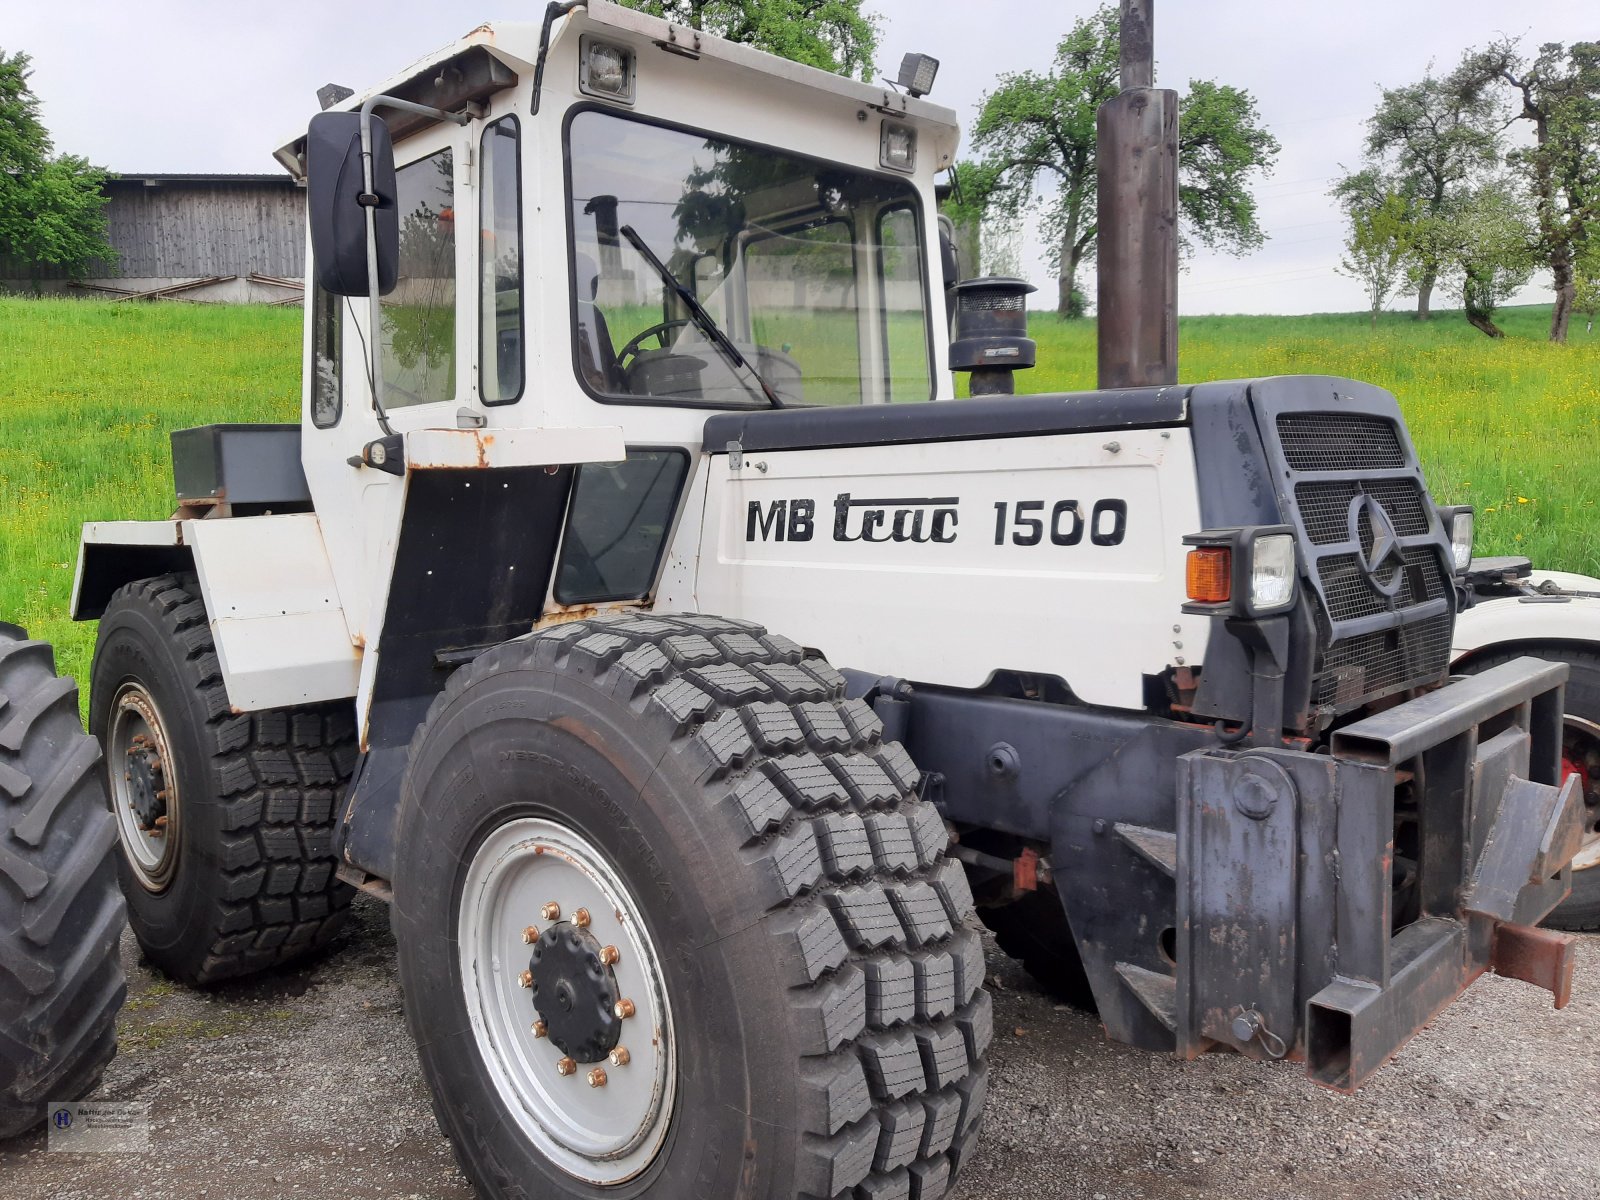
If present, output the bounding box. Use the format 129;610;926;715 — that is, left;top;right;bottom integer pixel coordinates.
618;224;784;409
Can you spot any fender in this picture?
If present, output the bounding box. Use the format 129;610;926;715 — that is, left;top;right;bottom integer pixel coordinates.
1452;570;1600;662
73;513;360;712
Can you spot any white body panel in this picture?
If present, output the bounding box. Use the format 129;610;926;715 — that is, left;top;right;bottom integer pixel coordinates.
77;515;361;711
1453;569;1600;660
687;428;1209;707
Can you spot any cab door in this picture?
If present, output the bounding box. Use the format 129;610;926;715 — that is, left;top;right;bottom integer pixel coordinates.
299;116;473;721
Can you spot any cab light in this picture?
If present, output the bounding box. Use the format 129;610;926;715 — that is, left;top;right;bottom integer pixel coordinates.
880;121;917;172
580;38;635;103
1187;547;1232;604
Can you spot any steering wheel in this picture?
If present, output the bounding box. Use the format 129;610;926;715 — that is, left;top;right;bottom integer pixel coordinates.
616;319;697;375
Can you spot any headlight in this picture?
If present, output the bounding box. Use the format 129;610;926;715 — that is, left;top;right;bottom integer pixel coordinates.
1250;533;1297;612
1442;506;1474;573
1182;525;1298;618
880;121;917;172
580;37;635;103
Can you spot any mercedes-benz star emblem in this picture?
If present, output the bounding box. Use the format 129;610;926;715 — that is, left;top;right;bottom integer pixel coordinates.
1349;493;1406;597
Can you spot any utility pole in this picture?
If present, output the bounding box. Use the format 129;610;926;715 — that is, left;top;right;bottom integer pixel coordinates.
1096;0;1179;389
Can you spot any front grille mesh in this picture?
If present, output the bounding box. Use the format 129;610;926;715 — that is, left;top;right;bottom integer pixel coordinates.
1316;546;1448;622
1277;414;1405;471
1270;405;1454;714
1296;478;1430;546
1314;612;1455;709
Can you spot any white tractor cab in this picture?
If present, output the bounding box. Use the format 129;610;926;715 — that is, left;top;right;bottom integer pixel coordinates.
68;4;1588;1197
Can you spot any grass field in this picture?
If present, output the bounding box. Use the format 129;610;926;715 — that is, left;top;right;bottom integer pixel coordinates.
2;296;1596;692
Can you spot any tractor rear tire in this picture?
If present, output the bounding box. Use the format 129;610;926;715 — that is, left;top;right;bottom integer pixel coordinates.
89;575;356;985
394;612;991;1199
979;889;1098;1013
1458;645;1600;931
0;624;127;1138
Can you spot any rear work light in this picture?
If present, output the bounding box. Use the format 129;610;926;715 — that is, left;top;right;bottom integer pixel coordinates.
1187;547;1232;604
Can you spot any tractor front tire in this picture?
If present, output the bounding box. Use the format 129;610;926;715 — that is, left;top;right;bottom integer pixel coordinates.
394;613;991;1199
90;575;356;985
1459;645;1600;931
0;624;126;1138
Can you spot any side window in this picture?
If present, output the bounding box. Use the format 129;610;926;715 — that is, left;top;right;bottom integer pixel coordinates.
479;117;523;404
310;282;342;428
745;221;861;407
380;148;456;408
877;207;932;403
556;450;690;604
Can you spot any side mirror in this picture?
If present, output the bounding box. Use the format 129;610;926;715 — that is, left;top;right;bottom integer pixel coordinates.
306;111;398;297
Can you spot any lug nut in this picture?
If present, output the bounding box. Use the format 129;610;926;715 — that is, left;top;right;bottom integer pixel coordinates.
609;1046;630;1067
573;907;591;928
522;925;540;944
541;902;561;921
556;1057;576;1077
614;998;636;1020
599;945;620;966
518;970;533;989
587;1068;607;1088
153;815;168;831
531;1020;547;1039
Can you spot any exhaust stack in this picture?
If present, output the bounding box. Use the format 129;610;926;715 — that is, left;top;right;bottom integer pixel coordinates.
1096;0;1179;389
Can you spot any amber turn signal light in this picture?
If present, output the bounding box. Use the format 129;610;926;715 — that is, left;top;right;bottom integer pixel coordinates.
1186;547;1232;604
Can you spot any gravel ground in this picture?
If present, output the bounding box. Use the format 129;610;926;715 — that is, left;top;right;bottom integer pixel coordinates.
3;895;1595;1200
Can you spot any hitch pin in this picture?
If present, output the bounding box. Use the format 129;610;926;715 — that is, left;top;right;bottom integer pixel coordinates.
1231;1008;1288;1059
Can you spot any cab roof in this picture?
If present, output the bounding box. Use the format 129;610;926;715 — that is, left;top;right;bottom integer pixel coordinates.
273;1;959;177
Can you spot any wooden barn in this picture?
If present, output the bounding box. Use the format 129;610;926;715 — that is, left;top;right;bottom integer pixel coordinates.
0;173;306;303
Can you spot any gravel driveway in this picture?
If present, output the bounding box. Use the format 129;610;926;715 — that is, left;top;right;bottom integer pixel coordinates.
3;895;1595;1200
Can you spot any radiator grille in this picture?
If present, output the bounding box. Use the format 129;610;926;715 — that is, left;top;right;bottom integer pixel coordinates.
1277;414;1405;471
1313;612;1455;710
1296;478;1430;546
1316;546;1449;623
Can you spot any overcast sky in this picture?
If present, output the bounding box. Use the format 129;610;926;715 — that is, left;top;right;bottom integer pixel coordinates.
6;0;1591;314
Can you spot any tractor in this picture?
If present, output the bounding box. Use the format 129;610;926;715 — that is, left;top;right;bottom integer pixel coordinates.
64;3;1587;1197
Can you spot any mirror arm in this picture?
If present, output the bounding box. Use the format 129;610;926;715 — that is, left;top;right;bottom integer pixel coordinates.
356;95;470;439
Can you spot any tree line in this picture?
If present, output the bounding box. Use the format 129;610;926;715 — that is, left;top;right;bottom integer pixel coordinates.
1336;40;1599;341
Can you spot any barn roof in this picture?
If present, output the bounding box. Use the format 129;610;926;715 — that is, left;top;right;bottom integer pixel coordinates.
107;173;300;187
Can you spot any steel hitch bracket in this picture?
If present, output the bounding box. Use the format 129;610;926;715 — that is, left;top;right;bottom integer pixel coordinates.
1172;656;1582;1092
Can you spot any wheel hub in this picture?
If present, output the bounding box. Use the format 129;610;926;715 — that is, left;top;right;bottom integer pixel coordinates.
1564;713;1600;871
124;737;167;830
529;924;622;1063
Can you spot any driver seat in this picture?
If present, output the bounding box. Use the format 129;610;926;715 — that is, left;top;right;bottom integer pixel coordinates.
575;253;623;393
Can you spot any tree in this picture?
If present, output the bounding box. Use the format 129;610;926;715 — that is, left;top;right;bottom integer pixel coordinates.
1333;169;1418;328
0;48;113;285
615;1;878;79
1440;178;1536;339
968;4;1278;317
1472;40;1600;343
1357;57;1506;321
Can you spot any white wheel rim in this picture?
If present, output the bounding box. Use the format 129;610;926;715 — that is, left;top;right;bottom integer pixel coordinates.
457;817;676;1185
107;682;180;891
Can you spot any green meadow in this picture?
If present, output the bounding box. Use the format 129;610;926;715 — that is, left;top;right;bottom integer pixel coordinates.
2;296;1596;690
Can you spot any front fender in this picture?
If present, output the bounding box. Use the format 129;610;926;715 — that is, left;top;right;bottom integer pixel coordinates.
1453;588;1600;661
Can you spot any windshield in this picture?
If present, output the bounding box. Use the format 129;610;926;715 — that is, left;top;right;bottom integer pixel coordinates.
567;109;933;407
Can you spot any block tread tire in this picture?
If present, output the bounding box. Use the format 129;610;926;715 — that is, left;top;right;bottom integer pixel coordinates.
0;623;126;1138
90;575;355;985
394;612;990;1199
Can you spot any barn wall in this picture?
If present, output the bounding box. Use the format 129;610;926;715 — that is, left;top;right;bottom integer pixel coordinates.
0;178;305;297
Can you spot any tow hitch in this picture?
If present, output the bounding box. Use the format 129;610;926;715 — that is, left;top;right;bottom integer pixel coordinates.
1175;656;1584;1091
